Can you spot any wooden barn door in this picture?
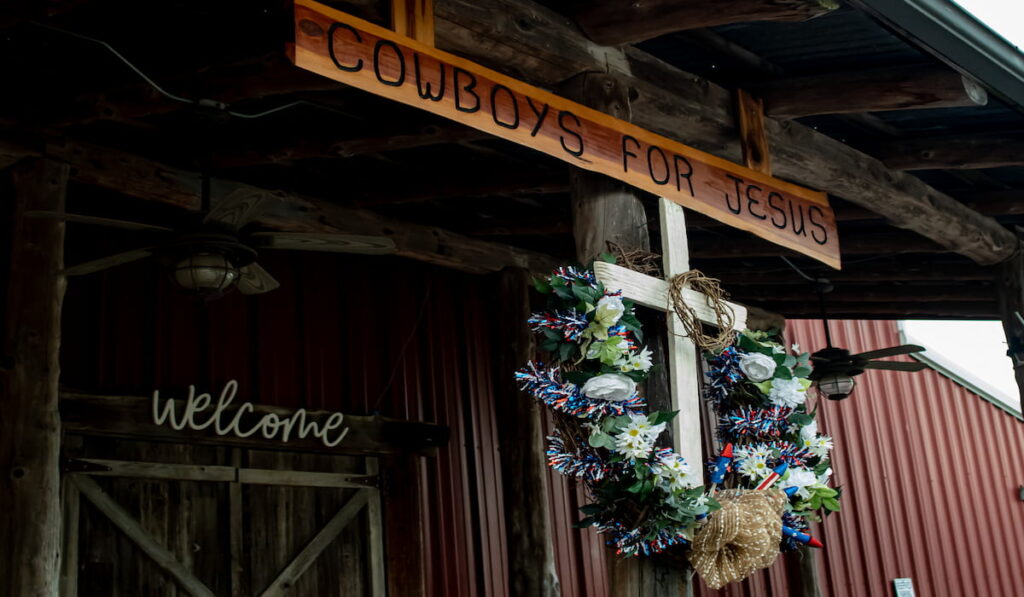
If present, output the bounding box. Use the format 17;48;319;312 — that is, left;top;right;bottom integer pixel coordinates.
60;438;386;597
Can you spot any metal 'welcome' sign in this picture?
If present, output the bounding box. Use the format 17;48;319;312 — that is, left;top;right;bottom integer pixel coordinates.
289;0;841;268
152;380;350;448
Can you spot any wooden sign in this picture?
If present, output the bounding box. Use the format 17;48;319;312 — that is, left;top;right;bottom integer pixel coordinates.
290;0;841;268
61;390;450;456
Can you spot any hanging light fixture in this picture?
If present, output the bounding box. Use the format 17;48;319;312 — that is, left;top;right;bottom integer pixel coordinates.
815;371;857;400
173;252;240;295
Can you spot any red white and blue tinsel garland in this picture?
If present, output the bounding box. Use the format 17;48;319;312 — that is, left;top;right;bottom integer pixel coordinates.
515;265;714;557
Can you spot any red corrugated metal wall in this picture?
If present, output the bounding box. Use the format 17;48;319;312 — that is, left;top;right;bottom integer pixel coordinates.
60;252;509;597
61;250;1024;596
787;319;1024;597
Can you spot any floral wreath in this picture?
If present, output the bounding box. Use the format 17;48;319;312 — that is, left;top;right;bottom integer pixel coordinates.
515;264;840;574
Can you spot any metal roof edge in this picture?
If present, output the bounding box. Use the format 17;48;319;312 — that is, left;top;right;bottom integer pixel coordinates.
849;0;1024;110
896;321;1023;420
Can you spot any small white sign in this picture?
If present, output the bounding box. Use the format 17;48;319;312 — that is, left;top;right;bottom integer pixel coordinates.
152;380;350;447
893;578;915;597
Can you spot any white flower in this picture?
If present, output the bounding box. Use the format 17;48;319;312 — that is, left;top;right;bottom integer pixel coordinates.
581;373;637;402
768;377;808;408
779;466;819;500
619;413;666;442
594;295;625;326
818;467;833;484
614;433;654;460
738;352;777;382
737;455;771;480
791;343;801;353
689;493;709;509
800;420;818;441
803;434;833;458
748;444;774;460
616;347;654;373
651;452;697;492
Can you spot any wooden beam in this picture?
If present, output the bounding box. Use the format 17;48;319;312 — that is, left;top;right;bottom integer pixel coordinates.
42;138;559;274
0;159;68;597
433;0;1017;265
708;261;995;284
574;0;836;46
968;190;1024;216
878;135;1024;170
354;175;568;206
495;268;559;596
736;89;771;175
758;66;988;119
997;238;1024;404
60;393;450;456
689;231;949;259
213;124;490;168
48;54;344;127
391;0;435;45
769;301;998;318
732;284;988;303
563;72;651;263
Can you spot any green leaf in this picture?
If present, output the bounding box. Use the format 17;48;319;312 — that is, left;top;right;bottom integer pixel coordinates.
588;432;609;448
773;352;787;365
774;367;793;380
532;277;553;294
651;410;679;425
558;342;575;363
564;371;595;385
579;503;605;515
573;516;596;528
788;412;813;428
599;252;617;264
793;365;813;377
753;380;774;395
822;497;841;512
540;340;559;352
627;480;645;493
784;355;797;367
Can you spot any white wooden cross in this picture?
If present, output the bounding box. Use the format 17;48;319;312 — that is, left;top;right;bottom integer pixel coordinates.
594;198;747;474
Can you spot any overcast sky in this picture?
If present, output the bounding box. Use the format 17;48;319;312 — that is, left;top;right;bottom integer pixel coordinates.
953;0;1024;48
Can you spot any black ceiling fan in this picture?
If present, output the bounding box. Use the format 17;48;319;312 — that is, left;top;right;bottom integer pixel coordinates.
28;185;396;298
806;277;928;400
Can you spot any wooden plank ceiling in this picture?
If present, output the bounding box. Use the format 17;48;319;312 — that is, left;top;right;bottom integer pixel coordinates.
1;0;1020;319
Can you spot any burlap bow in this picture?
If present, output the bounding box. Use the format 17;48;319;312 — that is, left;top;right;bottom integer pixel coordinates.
688;489;787;589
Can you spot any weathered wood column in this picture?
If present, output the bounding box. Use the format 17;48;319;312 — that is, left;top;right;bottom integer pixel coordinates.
0;159;70;596
564;71;690;597
496;267;560;596
996;235;1024;404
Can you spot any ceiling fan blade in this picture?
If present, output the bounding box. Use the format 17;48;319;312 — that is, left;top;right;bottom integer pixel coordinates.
862;360;929;372
26;211;174;233
204;188;281;230
851;344;925;361
236;263;280;295
63;248;154;276
250;232;396;254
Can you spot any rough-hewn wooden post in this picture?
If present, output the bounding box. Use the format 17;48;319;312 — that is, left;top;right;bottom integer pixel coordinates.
0;158;69;596
997;236;1024;404
496;267;560;596
564;71;689;597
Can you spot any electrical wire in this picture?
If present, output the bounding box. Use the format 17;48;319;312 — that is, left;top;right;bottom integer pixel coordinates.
29;21;318;120
779;256;817;282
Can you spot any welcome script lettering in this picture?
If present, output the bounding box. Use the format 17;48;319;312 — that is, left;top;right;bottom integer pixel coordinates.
290;0;841;268
152;380;351;447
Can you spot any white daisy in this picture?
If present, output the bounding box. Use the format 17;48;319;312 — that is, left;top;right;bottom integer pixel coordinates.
737;455;771;480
